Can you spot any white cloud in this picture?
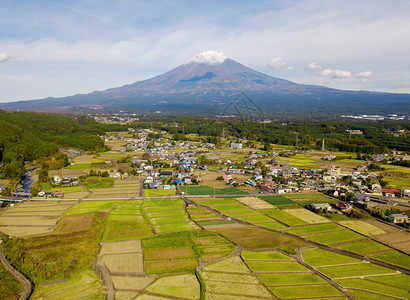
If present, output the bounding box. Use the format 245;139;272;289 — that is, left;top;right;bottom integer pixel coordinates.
189;50;228;65
287;66;295;71
0;52;11;62
320;68;352;79
307;62;321;70
265;57;286;69
354;71;373;79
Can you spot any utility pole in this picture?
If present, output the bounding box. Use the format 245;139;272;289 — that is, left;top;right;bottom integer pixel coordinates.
321;138;325;151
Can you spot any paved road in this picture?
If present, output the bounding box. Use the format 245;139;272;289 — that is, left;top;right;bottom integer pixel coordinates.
0;244;32;300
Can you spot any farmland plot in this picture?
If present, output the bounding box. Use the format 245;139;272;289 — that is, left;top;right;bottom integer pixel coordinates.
99;240;144;275
339;220;386;236
372;231;410;254
32;269;105;300
306;230;364;245
282;208;330;224
337;239;389;254
0;201;74;237
241;250;344;299
201;256;272;299
143;274;200;300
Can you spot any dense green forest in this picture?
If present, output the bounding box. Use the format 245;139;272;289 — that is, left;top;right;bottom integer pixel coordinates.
0;111;108;180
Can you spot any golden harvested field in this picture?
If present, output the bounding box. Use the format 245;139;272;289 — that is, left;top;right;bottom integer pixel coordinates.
63;191;89;199
364;219;401;233
72;154;95;164
373;232;410;254
88;177;140;198
115;291;140;300
100;240;143;255
283;208;330;224
0;226;55;237
0;201;74;237
236;196;275;209
0;216;59;226
49;169;88;177
339;220;386;236
112;276;156;291
101;253;144;273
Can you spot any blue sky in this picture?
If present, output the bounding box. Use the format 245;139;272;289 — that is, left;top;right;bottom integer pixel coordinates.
1;0;410;102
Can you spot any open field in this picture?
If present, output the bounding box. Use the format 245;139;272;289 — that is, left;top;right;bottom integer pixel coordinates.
180;185;247;196
284;193;334;200
99;240;144;279
144;189;176;197
143;230;236;274
339;220;386;236
306;230;364;245
242;250;293;260
337;239;390;254
103;201;152;241
31;268;105;300
81;176;114;189
111;276;156;291
259;208;308;226
236;196;275;209
144;274;200;300
258;273;326;285
282;223;343;235
302;248;361;266
247;260;308;272
372;231;410;254
66;201;120;215
317;263;396;278
364;219;401;233
142;198;198;234
270;284;344;299
101;253;144;273
57;213;94;233
336;276;410;299
282;208;330;224
0;201;74;237
211;227;307;250
201;256;272;298
259;195;294;206
371;250;410;270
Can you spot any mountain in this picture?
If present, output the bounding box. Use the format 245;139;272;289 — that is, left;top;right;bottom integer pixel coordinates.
1;50;409;116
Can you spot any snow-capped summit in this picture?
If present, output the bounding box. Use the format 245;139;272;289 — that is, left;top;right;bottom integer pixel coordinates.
189;50;228;65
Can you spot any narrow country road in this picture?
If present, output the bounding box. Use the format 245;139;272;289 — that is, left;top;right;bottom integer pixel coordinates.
0;244;32;300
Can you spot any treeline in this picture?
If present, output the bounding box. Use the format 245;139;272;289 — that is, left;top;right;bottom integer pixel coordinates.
0;112;108;180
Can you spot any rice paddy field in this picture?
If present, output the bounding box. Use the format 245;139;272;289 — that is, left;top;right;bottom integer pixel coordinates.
0;201;74;237
302;248;410;299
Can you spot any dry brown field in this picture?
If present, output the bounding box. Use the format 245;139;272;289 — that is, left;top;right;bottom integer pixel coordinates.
57;213;94;233
111;276;156;291
100;240;143;255
373;231;410;254
364;219;404;233
101;253;144;273
0;201;73;237
0;226;55;237
236;196;275;209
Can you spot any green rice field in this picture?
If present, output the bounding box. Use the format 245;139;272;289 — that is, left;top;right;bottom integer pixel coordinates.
270;284;343;299
337;239;389;254
306;230;364;245
259;208;308;226
302;248;361;266
282;223;343;235
66;200;121;215
317;263;396;278
371;250;410;270
259;195;294;205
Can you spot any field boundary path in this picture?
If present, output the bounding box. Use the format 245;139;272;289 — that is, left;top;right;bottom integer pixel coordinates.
0;243;32;300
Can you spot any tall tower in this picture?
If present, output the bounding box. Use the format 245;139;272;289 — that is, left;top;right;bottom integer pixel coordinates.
321;138;325;151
